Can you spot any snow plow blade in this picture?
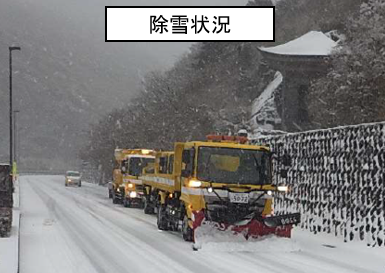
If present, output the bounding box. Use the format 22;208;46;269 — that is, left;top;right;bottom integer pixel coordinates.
193;210;301;240
263;213;301;228
231;213;300;239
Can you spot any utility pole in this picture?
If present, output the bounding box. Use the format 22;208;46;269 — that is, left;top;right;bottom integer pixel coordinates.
9;46;21;173
13;110;20;166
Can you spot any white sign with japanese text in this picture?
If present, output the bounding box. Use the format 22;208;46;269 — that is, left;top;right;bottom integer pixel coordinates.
106;7;274;42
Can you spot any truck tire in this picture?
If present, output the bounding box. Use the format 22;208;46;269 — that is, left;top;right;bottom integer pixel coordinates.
112;191;118;204
157;205;168;231
182;214;194;242
123;198;130;208
143;198;154;214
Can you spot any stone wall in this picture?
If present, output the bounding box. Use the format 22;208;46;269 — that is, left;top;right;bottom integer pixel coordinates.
253;122;385;246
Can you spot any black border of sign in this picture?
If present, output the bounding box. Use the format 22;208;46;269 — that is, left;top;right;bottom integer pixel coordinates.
105;6;275;42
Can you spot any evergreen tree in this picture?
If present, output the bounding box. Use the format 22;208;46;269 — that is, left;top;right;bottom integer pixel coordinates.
309;0;385;127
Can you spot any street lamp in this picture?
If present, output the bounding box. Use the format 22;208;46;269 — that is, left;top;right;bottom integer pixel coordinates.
9;46;21;172
13;110;20;166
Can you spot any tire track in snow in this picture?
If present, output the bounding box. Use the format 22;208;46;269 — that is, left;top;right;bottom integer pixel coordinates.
33;176;213;273
27;176;381;273
292;251;379;273
42;176;289;273
46;178;301;273
56;188;218;273
29;177;140;273
232;252;303;273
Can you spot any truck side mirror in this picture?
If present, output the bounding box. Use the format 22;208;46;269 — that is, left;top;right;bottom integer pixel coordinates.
181;149;194;178
181;169;191;178
182;150;190;164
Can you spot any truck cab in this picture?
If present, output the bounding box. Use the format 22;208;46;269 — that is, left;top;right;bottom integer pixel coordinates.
111;149;155;206
121;150;155;207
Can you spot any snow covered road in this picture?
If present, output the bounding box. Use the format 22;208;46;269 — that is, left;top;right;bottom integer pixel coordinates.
19;175;385;273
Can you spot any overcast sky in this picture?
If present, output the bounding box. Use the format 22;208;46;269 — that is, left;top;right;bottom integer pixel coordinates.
78;0;250;67
0;0;251;164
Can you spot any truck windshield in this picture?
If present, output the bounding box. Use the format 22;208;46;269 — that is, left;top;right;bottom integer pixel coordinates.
197;147;271;185
128;157;155;176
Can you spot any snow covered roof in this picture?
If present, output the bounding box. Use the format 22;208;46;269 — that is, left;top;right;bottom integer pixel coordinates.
252;71;282;115
260;31;337;56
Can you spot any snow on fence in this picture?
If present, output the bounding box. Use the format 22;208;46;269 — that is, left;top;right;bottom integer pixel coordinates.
253;122;385;247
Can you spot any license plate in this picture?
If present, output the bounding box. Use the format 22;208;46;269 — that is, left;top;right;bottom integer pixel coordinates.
229;192;249;204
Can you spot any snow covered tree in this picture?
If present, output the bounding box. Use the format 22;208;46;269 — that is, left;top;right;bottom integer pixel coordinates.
273;0;362;44
309;0;385;127
81;0;366;179
246;0;274;6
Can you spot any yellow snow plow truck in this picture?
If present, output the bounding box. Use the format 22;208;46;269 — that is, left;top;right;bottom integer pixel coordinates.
112;149;155;206
140;135;300;242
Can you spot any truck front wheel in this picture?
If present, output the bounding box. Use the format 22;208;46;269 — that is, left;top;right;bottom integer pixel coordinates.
123;197;131;208
144;198;154;214
182;214;194;242
157;205;168;231
112;190;118;204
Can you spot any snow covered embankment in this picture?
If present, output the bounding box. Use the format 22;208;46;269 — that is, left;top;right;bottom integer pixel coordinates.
0;179;20;273
254;121;385;247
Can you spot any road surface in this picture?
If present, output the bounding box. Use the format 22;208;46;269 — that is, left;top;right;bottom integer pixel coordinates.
19;175;385;273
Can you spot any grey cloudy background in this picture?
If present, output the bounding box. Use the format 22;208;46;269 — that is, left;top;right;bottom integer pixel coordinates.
2;0;249;105
60;0;249;71
0;0;248;168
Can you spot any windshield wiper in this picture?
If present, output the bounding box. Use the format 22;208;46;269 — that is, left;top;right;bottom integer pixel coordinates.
251;153;267;185
201;153;213;182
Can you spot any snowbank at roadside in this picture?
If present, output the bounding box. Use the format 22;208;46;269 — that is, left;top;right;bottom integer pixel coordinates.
194;224;385;273
193;221;300;252
291;228;385;273
0;179;20;273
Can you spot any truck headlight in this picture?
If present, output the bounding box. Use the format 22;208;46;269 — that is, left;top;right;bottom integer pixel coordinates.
129;191;137;198
278;185;288;192
188;179;201;188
